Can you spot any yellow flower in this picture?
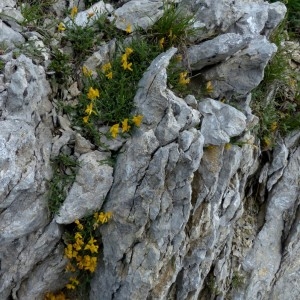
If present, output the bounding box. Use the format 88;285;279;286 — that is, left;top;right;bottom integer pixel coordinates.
70;277;79;286
75;219;84;230
206;81;213;93
122;60;133;71
57;22;66;32
110;123;119;138
84;243;99;253
83;116;89;123
270;121;278;132
74;232;83;240
122;118;131;133
121;53;128;63
106;71;113;79
179;71;190;85
70;6;78;18
85;103;96;116
125;24;132;34
224;143;232;150
158;37;165;49
125;47;133;56
66;283;76;290
132;115;143;127
64;244;73;259
65;263;76;272
87;87;100;101
102;62;112;73
175;54;182;62
96;211;113;224
82;66;92;77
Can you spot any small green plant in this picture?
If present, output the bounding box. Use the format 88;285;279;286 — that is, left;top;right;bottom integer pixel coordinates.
48;48;72;84
48;154;79;216
146;2;198;49
231;271;245;289
0;60;4;72
18;0;56;27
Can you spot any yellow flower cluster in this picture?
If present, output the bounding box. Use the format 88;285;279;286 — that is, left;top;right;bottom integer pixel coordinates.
64;212;112;285
179;71;190;85
83;86;99;123
44;292;66;300
93;211;113;229
66;277;79;290
70;6;78;19
109;115;143;138
121;47;134;71
206;81;213;94
102;62;113;79
125;24;132;34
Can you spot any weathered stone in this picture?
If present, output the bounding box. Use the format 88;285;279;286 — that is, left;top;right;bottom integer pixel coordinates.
202;36;277;99
65;1;114;27
111;0;164;31
187;33;251;71
0;20;25;48
198;98;247;145
55;150;114;224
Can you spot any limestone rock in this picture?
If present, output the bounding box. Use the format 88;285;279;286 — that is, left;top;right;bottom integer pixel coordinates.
198;98;247;145
111;0;164;31
0;20;25;48
187;33;251;71
203;36;277;99
65;1;114;27
55;151;114;224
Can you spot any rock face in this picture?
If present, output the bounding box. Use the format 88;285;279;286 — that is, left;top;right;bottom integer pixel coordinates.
1;1;299;300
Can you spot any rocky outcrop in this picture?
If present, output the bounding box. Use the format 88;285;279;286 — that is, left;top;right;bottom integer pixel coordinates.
1;0;299;300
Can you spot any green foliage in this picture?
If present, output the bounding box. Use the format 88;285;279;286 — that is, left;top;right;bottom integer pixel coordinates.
231;271;245;289
48;154;79;216
64;22;97;61
18;0;55;26
48;48;72;84
147;2;198;48
0;60;4;72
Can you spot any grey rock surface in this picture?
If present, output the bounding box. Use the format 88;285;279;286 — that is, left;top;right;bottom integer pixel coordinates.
56;150;114;224
198;98;247;145
187;33;251;71
0;0;299;299
203;36;277;98
111;0;164;31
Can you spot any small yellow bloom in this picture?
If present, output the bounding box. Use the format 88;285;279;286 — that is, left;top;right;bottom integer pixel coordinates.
110;123;119;138
175;54;182;62
106;71;113;79
87;87;100;101
85;103;96;116
179;71;190;85
125;47;133;56
159;37;165;49
132;115;143;127
74;232;83;240
70;6;78;18
65;263;76;272
66;283;76;290
206;81;213;93
82;66;92;77
84;243;99;253
122;60;133;71
75;219;84;230
70;277;80;286
121;53;127;63
64;244;73;259
122;118;131;133
57;22;66;32
125;24;132;34
102;62;112;73
270;121;278;132
83;116;89;123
